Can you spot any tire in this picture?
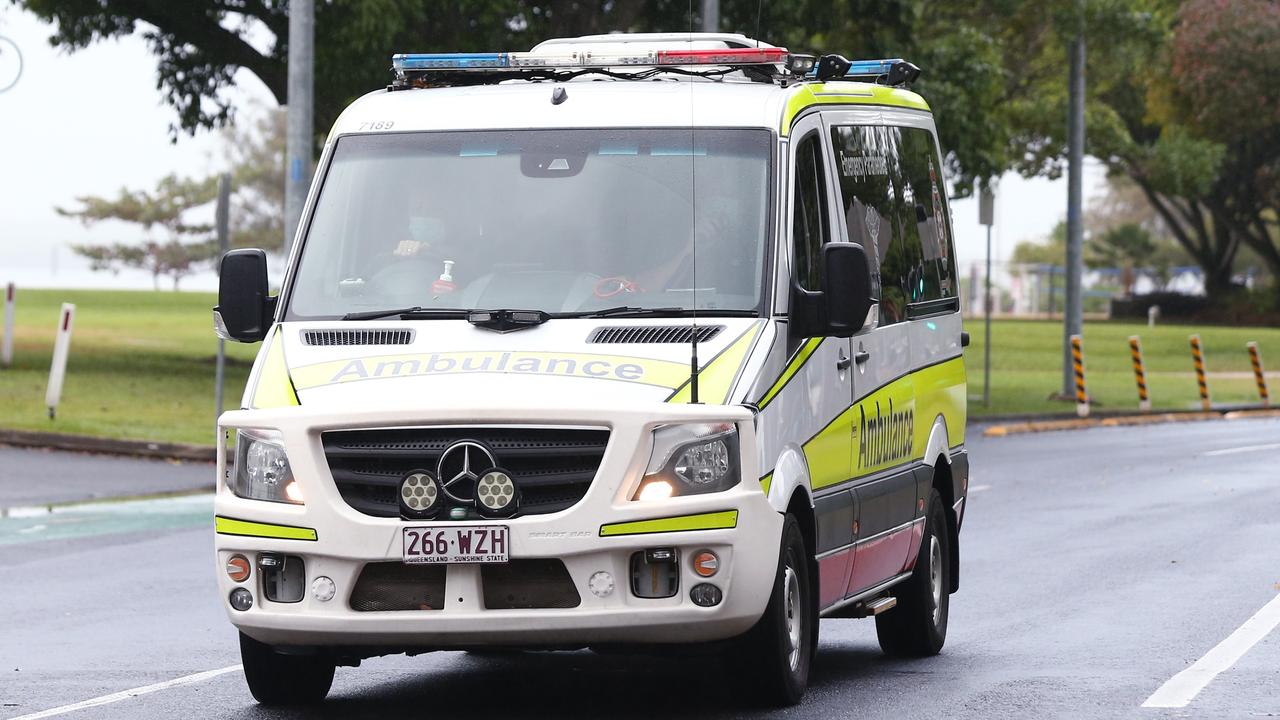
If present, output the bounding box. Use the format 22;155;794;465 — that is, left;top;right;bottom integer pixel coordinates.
239;632;335;705
875;488;950;657
733;514;816;707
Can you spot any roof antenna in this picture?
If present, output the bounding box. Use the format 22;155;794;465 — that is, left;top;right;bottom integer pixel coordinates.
688;0;701;405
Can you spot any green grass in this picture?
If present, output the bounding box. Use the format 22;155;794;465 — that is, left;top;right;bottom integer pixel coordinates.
1;290;1277;444
963;318;1280;417
0;289;256;445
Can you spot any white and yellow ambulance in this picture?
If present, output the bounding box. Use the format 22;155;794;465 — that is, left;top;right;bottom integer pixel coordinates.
213;32;969;707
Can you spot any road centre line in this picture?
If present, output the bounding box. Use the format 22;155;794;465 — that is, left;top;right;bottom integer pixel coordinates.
1142;592;1280;709
968;484;992;493
9;665;242;720
1200;442;1280;457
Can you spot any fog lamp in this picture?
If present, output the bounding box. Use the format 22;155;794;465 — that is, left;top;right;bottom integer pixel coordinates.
229;587;254;611
690;583;723;607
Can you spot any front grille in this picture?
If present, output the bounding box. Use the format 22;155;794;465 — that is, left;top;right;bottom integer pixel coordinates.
588;325;723;344
322;427;610;519
482;559;580;609
350;562;446;611
302;329;414;346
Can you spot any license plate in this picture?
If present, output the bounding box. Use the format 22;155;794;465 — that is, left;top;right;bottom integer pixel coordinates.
402;525;509;564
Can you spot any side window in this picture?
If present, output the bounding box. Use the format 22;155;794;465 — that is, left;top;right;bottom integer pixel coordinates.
896;127;956;302
792;132;830;291
830;125;916;325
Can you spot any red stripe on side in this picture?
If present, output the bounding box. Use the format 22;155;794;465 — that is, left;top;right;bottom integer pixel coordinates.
847;526;913;597
902;518;926;572
819;549;854;608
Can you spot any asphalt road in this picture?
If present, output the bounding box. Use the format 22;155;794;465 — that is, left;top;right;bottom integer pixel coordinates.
1;417;1278;719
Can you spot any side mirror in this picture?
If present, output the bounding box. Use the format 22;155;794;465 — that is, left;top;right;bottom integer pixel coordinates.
821;243;874;338
789;243;875;339
214;249;274;343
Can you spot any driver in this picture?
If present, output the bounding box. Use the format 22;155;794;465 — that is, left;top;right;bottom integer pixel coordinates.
368;185;461;298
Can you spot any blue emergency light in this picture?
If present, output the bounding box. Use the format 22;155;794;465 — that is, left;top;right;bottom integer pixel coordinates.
392;53;509;71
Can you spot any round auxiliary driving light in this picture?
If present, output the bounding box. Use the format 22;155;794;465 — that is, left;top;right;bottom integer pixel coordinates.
692;551;719;578
690;583;723;608
226;554;251;583
589;571;615;598
229;587;254;612
474;468;519;517
400;470;442;519
312;576;336;603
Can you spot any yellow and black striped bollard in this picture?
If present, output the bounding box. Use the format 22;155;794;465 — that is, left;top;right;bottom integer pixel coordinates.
1128;336;1151;412
1247;341;1269;407
1071;334;1088;417
1189;334;1211;411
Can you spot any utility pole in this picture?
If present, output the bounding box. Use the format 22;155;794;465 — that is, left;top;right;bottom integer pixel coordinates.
702;0;719;32
214;173;232;427
1062;30;1086;398
979;186;996;407
284;0;314;258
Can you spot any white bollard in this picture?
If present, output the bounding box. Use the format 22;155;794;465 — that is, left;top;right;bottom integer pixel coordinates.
45;303;75;419
1;282;13;367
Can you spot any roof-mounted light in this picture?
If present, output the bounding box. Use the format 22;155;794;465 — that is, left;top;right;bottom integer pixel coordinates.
811;56;921;86
391;47;789;74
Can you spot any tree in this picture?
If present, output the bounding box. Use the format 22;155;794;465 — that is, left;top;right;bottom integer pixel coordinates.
225;108;286;250
12;0;1040;194
59;175;220;289
1165;0;1280;295
60;106;288;282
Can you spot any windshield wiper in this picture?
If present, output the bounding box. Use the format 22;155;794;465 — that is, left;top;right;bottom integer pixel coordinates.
341;307;470;321
555;306;758;319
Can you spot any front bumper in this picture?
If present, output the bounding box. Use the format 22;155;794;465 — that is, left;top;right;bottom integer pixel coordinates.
215;401;782;649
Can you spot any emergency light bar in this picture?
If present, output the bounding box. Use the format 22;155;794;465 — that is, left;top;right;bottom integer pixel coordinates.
389;47;919;89
392;47;789;73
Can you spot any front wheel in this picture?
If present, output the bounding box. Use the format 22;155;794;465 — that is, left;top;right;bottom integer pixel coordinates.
875;488;950;656
733;514;816;707
239;632;335;705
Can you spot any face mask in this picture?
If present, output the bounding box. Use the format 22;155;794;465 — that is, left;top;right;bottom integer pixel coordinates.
408;216;445;245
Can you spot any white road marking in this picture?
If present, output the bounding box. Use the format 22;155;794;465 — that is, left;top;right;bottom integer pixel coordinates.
1142;592;1280;709
968;484;992;493
1200;442;1280;457
9;665;242;720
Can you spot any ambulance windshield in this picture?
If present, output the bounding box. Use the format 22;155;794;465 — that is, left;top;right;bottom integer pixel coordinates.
287;128;771;319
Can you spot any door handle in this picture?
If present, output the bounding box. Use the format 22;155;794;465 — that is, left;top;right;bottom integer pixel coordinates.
836;353;852;371
854;350;871;365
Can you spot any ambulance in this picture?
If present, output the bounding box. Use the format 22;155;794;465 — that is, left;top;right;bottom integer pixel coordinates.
213;32;969;707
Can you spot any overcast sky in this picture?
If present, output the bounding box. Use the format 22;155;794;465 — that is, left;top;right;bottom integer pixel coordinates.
0;7;1107;292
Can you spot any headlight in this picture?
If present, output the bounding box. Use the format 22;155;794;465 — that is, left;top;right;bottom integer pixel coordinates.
231;429;303;504
633;423;740;500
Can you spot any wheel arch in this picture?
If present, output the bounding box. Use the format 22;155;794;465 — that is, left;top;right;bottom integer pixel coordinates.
920;414;960;593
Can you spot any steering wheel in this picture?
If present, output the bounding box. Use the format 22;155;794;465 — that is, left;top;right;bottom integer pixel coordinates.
594;276;642;299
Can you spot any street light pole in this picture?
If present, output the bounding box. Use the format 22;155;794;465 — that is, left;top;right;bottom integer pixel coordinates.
702;0;719;32
284;0;314;259
1063;31;1086;398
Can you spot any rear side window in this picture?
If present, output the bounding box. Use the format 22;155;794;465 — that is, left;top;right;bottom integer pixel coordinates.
791;132;830;292
830;124;956;324
896;127;956;304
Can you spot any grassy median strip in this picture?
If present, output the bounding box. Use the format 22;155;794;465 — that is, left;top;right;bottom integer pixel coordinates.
964;319;1280;417
0;289;1278;445
0;289;256;445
